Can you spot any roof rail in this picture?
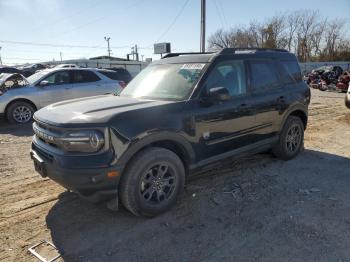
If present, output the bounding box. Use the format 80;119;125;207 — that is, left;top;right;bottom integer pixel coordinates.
219;48;288;54
162;52;215;59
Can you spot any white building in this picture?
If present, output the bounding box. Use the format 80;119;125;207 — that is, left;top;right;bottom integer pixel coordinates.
47;56;150;77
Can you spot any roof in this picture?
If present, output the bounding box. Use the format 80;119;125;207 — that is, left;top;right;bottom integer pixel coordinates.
155;48;297;65
89;56;128;61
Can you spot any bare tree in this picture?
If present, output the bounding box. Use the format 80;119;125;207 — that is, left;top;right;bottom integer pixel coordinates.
207;9;350;62
323;19;345;59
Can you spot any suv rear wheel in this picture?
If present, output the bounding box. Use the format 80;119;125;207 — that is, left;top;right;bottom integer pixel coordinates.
273;116;304;160
119;147;185;217
6;101;35;124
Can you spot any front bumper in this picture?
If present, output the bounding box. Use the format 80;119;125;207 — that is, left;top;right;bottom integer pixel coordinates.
30;143;121;203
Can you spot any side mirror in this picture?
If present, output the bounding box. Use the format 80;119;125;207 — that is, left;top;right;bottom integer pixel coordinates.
39;80;49;86
208;86;231;101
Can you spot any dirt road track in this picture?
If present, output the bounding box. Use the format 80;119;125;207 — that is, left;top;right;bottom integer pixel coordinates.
0;89;349;261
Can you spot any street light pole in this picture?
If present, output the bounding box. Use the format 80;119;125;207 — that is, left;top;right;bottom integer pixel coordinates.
60;52;63;62
200;0;206;53
104;37;111;57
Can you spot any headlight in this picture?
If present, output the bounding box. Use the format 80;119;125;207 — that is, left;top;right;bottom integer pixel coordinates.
59;130;105;153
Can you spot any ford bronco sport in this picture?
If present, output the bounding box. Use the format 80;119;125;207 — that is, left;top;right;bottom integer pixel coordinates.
31;48;310;216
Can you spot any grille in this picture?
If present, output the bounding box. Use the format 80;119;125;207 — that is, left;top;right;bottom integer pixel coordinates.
33;121;63;150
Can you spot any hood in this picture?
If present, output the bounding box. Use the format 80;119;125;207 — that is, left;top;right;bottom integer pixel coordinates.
34;95;176;126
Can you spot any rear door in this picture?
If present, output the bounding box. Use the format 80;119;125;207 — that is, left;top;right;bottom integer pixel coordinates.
69;70;105;99
248;59;288;141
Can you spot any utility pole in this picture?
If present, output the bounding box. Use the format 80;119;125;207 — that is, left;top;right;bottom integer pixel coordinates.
60;52;62;62
135;44;139;61
200;0;206;53
0;46;2;65
104;37;111;57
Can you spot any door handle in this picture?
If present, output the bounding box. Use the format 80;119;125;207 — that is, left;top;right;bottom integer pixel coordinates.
277;96;286;103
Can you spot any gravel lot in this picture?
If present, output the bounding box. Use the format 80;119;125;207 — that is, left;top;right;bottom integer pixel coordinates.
1;88;349;262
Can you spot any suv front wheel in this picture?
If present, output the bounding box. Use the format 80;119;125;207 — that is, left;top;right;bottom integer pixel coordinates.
119;147;185;217
273;116;304;160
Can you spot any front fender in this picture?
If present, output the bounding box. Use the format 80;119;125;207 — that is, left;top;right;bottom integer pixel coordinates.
110;129;196;172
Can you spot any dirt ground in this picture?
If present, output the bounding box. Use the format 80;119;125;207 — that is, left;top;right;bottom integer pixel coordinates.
0;88;349;262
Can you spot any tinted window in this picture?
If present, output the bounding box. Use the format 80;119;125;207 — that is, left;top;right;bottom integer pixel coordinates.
98;70;120;80
43;71;70;85
281;61;302;82
73;70;100;83
204;60;246;96
277;62;295;85
250;61;279;92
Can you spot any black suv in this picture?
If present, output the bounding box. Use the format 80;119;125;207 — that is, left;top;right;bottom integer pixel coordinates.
31;48;310;216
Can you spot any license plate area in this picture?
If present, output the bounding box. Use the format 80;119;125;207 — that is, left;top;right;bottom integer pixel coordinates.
31;151;47;177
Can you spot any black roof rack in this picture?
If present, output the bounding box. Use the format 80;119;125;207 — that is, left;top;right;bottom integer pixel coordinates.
219;48;288;54
161;48;289;59
162;52;215;59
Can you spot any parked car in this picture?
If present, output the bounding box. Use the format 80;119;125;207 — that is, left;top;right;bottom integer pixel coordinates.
103;67;132;86
20;63;47;77
30;48;310;216
54;64;80;68
0;68;122;124
0;66;22;75
336;71;350;92
345;85;350;109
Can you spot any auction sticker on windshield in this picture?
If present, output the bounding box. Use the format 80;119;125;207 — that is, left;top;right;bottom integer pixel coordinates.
181;64;206;70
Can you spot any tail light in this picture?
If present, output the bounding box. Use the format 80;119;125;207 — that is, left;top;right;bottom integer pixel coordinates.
118;81;126;89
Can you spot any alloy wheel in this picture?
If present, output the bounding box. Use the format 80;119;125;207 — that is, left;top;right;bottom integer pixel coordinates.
13;106;32;123
286;124;301;153
140;163;176;205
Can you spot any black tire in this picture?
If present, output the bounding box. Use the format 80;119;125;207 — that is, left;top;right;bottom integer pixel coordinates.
6;101;35;124
119;147;185;217
272;116;304;160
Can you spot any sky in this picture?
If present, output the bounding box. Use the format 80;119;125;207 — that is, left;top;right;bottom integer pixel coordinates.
0;0;349;65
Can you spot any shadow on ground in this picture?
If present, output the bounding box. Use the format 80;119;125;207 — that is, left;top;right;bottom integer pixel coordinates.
46;149;350;262
0;120;33;137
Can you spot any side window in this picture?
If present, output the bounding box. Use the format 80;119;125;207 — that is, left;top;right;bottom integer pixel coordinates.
277;61;295;85
73;70;100;83
281;61;302;82
43;71;70;85
249;61;280;92
204;60;246;96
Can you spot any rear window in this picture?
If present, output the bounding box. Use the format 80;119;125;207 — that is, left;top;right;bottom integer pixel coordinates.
281;61;302;82
98;70;120;80
72;70;100;83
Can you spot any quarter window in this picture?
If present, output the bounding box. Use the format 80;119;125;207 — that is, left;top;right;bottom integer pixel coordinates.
281;61;302;82
249;61;279;92
204;60;246;96
73;70;100;83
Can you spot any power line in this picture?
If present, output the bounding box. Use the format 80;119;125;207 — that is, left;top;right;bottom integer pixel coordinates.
153;0;190;44
218;0;228;28
0;40;131;49
213;0;224;28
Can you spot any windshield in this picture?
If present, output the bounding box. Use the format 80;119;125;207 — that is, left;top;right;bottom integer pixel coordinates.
27;70;49;85
120;63;206;100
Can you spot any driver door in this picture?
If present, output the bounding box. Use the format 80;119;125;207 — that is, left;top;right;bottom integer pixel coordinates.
193;59;256;161
36;70;73;107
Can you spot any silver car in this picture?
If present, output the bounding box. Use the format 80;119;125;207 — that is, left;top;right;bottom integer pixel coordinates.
0;68;122;124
